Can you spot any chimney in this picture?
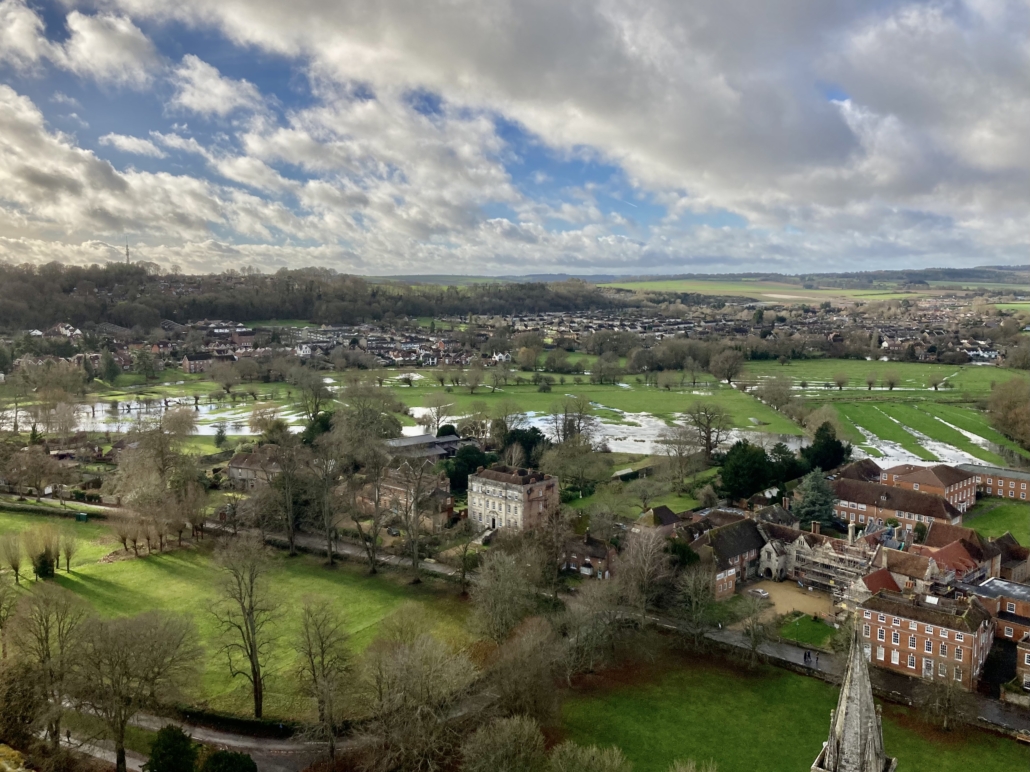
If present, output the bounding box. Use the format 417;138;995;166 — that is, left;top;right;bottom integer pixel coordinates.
811;522;821;535
476;466;484;473
848;523;856;544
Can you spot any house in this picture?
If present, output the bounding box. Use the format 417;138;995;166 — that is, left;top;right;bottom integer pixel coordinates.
226;446;281;490
690;518;765;594
917;521;1002;581
182;353;214;374
879;464;977;512
848;567;902;606
1017;634;1030;690
757;522;878;601
467;465;559;531
956;463;1030;502
633;505;681;537
871;547;942;595
859;591;994;691
994;533;1030;582
837;458;883;483
959;577;1030;643
832;478;963;534
564;533;616;579
377;460;454;533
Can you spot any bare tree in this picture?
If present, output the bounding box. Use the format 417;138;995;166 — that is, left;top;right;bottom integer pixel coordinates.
490;399;527;445
657;423;703;489
927;374;944;391
683;402;730;462
270;440;309;557
350;437;393;574
547;395;597;445
833;372;849;391
310;437;345;566
418;392;454;435
675;564;715;650
621;529;671;624
291;367;333;422
0;572;16;659
916;676;974;731
739;595;768;668
883;370;901;391
866;371;877;390
13;583;89;749
6;445;61;501
461;715;546;772
358;607;477;772
297;599;350;764
709;350;744;384
684;356;703;387
628;477;667;513
452;517;483;596
395;459;438;580
0;533;22;584
212;536;277;718
60;533;78;573
74;613;200;772
471;552;535;643
465;362;485;394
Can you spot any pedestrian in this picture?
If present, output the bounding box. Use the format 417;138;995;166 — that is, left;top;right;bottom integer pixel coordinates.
815;652;820;668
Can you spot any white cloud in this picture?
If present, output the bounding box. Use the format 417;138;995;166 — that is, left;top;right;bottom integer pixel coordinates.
57;11;159;88
0;0;52;70
170;55;265;116
99;133;167;158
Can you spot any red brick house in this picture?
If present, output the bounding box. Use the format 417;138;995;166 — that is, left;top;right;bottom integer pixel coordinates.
689;518;765;590
859;591;994;691
956;463;1030;502
564;533;616;579
832;478;964;534
960;577;1030;643
880;464;977;512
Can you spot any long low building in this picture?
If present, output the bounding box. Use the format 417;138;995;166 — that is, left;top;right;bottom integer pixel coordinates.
832;478;963;533
956;463;1030;502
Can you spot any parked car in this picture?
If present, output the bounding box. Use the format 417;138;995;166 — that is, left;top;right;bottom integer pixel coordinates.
748;588;770;600
387;527;401;537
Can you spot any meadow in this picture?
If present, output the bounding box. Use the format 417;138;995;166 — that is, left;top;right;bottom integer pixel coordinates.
966;500;1030;545
561;656;1030;772
600;278;921;303
0;510;469;720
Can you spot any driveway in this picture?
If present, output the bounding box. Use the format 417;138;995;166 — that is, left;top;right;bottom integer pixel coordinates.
747;579;834;622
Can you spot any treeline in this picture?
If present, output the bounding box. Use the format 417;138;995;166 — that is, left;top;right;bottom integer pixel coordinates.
0;263;618;331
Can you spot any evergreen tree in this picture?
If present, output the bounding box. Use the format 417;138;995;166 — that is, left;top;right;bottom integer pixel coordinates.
794;469;836;529
101;351;121;383
719;441;771;500
201;750;257;772
801;423;850;472
143;726;198;772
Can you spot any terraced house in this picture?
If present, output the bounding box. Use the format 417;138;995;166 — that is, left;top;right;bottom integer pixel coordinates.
859;591;994;691
831;478;963;533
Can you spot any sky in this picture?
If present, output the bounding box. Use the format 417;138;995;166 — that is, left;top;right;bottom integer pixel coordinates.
1;0;1029;277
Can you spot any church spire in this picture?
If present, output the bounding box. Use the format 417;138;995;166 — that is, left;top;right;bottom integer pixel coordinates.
811;627;897;772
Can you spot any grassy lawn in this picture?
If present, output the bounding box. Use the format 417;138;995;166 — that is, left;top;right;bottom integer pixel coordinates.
878;404;1006;465
600;278;918;302
0;517;470;720
837;403;938;461
561;656;1030;772
779;612;833;648
0;510;115;567
920;403;1030;461
966;500;1030;544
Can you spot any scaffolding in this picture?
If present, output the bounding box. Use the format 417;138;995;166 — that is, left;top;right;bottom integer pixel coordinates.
792;541;875;602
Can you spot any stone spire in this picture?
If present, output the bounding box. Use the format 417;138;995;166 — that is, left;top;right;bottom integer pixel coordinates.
811;628;897;772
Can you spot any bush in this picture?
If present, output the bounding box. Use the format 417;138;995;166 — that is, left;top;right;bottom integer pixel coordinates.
143;725;198;772
200;750;257;772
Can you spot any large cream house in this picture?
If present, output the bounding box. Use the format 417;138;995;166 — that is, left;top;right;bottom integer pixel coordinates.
467;465;559;531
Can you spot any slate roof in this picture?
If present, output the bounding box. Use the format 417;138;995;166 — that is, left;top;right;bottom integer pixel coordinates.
838;458;883;483
957;463;1030;484
472;464;552;486
833;479;961;522
701;519;765;563
862;591;992;633
640;505;679;527
892;464;975;489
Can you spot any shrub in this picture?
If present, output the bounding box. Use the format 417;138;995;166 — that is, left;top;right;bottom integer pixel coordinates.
143;725;198;772
200;750;257;772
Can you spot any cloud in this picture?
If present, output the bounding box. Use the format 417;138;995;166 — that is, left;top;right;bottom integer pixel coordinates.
0;0;52;70
99;133;167;158
170;55;266;116
58;11;159;88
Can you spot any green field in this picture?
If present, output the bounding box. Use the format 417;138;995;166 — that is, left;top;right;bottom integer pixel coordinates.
600;278;920;303
0;512;469;719
837;403;937;461
779;613;833;648
966;500;1030;544
561;658;1030;772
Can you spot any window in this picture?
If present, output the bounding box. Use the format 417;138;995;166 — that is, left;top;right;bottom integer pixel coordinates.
940;629;948;639
925;626;934;635
878;614;887;623
891;650;900;665
913;483;920;490
1023;483;1027;490
909;621;917;630
908;654;916;669
938;662;947;677
877;628;885;642
1006;627;1014;638
940;643;948;657
863;624;871;638
892;631;900;645
908;635;917;649
976;476;982;483
863;610;872;619
1024;652;1030;666
955;667;963;682
892;617;900;626
1008;602;1016;613
1012;481;1016;488
877;646;885;661
925;640;933;653
955;633;965;642
987;478;993;484
955;647;963;661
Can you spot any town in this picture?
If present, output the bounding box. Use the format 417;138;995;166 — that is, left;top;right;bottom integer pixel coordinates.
2;262;1030;771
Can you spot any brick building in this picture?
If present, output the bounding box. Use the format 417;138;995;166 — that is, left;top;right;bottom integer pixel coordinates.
689;518;765;592
956;463;1030;501
467;465;559;531
832;478;963;534
960;577;1030;643
859;591;994;691
880;464;977;512
181;353;214;373
1018;635;1030;690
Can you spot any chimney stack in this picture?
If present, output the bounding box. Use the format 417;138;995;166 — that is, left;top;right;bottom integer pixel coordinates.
848;523;856;544
810;522;821;535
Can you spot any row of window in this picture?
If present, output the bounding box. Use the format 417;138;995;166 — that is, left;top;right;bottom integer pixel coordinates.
866;624;965;659
863;611;966;641
470;498;521;515
986;488;1026;499
873;646;963;680
981;477;1027;489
